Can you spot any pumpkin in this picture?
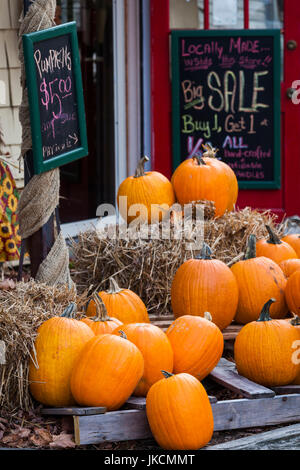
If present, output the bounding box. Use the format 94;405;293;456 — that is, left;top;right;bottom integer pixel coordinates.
171;146;238;218
165;313;224;380
86;277;150;323
29;303;95;407
234;299;299;387
146;371;214;450
279;258;300;278
282;234;300;258
231;234;288;324
285;270;300;316
117;156;175;224
113;323;173;396
81;294;122;335
287;315;300;385
171;243;239;330
70;333;144;410
256;225;297;264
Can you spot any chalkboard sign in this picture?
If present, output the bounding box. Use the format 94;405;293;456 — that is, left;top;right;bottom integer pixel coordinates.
171;30;281;189
22;22;88;174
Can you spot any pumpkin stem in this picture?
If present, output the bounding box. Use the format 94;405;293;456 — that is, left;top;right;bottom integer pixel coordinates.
195;243;212;260
107;277;123;294
92;293;111;322
118;330;127;340
134;156;149;178
244;234;257;260
202;143;218;159
266;225;282;245
204;312;212;322
192;155;206;166
290;314;300;326
161;370;174;379
61;302;77;318
256;298;276;322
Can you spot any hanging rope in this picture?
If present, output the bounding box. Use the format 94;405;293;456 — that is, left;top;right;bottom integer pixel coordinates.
17;0;74;289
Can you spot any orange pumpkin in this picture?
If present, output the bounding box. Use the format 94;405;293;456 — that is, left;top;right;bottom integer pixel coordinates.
231;235;288;324
287;315;300;385
146;371;214;450
113;323;173;396
70;333;144;410
82;294;122;335
117;156;175;224
171;147;238;218
166;313;224;380
256;225;297;264
234;299;299;387
282;234;300;257
29;303;95;407
171;243;239;330
279;259;300;278
285;270;300;316
86;277;150;324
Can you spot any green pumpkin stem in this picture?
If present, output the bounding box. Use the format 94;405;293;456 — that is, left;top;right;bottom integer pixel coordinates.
93;293;111;322
266;225;282;245
192;155;206;166
118;330;127;340
61;303;77;318
195;243;212;260
290;314;300;326
134;156;149;178
244;234;257;260
161;370;174;379
107;277;123;294
256;298;276;322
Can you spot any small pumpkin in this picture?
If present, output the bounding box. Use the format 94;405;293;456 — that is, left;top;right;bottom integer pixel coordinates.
171;243;239;330
287;315;300;385
146;371;214;450
285;270;300;316
256;225;297;264
117;156;175;224
282;233;300;258
234;299;299;387
86;277;150;324
29;303;95;407
82;294;123;335
166;313;224;380
279;258;300;278
171;146;238;218
231;235;288;324
70;333;144;410
113;323;173;396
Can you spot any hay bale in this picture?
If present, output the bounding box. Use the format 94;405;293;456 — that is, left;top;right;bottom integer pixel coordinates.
71;207;281;316
0;280;86;412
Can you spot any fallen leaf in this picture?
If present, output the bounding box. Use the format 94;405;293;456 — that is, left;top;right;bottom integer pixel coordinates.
34;428;52;444
17;428;31;439
49;432;75;449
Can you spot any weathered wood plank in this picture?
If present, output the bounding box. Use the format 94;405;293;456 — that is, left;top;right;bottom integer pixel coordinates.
41;406;106;416
206;423;300;450
272;385;300;395
124;395;217;410
74;410;152;445
209;358;275;399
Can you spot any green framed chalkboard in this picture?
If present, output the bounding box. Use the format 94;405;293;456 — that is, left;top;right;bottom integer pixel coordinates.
22;22;88;174
171;30;281;189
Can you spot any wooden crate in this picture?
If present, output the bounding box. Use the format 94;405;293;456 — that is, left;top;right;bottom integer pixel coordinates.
41;358;300;446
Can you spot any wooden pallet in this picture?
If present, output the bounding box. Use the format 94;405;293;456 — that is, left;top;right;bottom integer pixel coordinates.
41;358;300;446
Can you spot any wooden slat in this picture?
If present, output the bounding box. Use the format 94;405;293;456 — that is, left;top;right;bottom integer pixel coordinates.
41;406;106;416
272;385;300;395
222;324;242;341
72;394;300;445
124;395;217;410
209;358;275;399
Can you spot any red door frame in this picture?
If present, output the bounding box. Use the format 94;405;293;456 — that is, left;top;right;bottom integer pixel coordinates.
150;0;300;219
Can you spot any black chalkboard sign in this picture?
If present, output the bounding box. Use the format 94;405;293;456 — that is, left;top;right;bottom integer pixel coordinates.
171;30;281;189
23;22;87;174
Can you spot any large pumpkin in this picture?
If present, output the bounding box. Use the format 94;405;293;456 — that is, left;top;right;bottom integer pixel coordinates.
171;243;239;330
285;270;300;316
81;294;122;335
29;303;95;407
117;156;175;224
282;234;300;258
231;235;288;324
70;333;144;410
165;313;224;380
279;259;300;279
146;371;214;450
256;225;297;264
234;299;299;387
113;323;173;396
171;147;238;217
86;277;150;324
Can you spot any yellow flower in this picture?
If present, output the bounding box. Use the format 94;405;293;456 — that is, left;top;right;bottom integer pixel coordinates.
11;213;18;225
0;239;4;251
7;194;17;212
5;239;17;254
0;185;3;198
2;177;13;195
14;225;21;242
0;223;12;238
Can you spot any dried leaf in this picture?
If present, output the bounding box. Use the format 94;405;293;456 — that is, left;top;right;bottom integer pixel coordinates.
49;432;75;449
34;428;52;444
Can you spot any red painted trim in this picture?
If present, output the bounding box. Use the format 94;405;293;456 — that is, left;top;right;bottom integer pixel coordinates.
150;0;172;178
204;0;209;30
243;0;249;29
